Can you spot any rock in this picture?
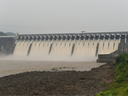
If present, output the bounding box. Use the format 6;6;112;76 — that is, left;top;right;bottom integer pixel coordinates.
0;63;114;95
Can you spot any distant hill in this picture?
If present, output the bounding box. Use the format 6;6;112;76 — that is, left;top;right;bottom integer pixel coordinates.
0;31;7;36
5;32;16;36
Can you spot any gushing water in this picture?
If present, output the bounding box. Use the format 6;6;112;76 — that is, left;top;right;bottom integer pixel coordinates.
98;39;119;54
13;38;119;61
13;41;30;56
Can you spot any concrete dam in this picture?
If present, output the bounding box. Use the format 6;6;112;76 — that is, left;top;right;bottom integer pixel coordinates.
0;32;127;61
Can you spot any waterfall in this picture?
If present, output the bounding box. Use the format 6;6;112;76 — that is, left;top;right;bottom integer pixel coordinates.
13;40;30;56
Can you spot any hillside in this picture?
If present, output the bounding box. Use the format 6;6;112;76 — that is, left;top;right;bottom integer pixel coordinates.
0;31;7;36
0;31;16;36
97;53;128;96
5;32;15;36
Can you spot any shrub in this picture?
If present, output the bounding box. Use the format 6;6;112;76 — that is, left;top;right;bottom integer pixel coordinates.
96;91;112;96
116;76;125;83
115;53;128;65
97;53;128;95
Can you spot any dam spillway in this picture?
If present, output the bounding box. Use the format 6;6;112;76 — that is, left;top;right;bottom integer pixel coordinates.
11;32;126;61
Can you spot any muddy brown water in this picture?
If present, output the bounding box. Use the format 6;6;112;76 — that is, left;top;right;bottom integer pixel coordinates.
0;60;104;77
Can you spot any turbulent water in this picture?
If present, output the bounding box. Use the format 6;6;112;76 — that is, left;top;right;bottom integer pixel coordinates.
13;39;119;61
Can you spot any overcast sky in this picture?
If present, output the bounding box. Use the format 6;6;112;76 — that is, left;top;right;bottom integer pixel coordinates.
0;0;128;34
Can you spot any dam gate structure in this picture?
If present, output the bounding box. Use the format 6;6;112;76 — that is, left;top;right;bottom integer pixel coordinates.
0;32;128;61
0;36;16;54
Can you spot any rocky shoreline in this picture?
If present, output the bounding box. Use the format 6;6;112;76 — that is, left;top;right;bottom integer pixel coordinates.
0;63;114;96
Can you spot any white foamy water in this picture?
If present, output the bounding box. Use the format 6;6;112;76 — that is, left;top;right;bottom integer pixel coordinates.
13;38;119;61
0;60;105;77
98;39;119;54
50;40;73;56
72;39;97;60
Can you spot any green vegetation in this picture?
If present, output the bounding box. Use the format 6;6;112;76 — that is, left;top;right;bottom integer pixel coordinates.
5;32;15;36
100;82;108;87
0;31;7;36
97;91;112;96
97;53;128;96
0;31;15;36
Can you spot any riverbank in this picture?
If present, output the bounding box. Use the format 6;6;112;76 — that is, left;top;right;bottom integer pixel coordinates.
0;63;114;96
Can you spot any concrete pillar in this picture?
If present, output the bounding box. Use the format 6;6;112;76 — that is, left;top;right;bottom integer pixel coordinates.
26;40;30;46
30;40;33;44
43;36;46;46
22;36;26;45
47;39;50;46
39;36;43;45
118;34;123;52
71;35;76;56
51;39;54;44
119;34;121;43
56;35;59;45
82;35;86;46
69;35;72;45
114;34;116;44
98;34;100;43
124;34;127;52
78;35;81;45
31;36;35;45
19;36;23;45
60;39;62;45
52;35;55;44
65;39;67;46
60;35;63;45
36;36;39;40
56;38;59;45
69;38;72;46
65;35;68;45
103;34;105;43
69;39;71;46
27;36;31;45
47;36;50;45
73;39;76;44
38;39;41;46
88;34;90;46
93;34;95;46
23;36;27;45
113;34;116;49
95;34;100;56
34;36;39;45
20;36;23;40
73;35;77;44
102;34;105;49
108;34;111;49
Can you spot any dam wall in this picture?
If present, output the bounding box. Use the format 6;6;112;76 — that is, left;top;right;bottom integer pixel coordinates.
0;36;16;54
1;32;128;61
97;34;128;63
13;32;124;61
